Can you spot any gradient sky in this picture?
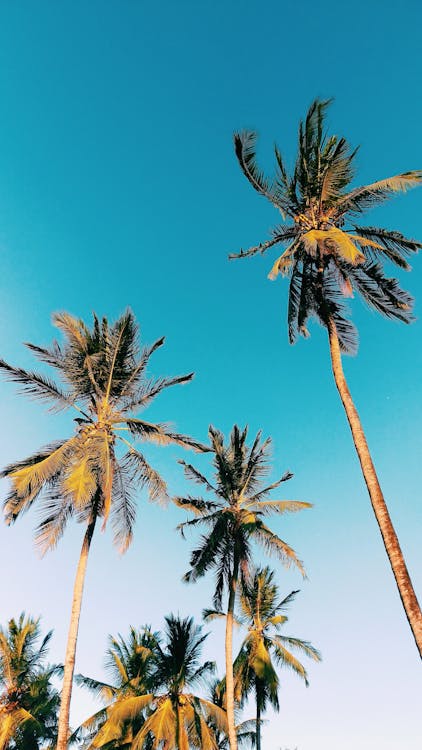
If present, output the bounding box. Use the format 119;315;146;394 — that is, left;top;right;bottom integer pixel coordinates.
0;2;421;749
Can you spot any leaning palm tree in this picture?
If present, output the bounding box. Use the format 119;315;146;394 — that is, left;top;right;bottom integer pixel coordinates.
0;310;207;750
232;99;422;656
176;425;311;750
0;613;60;750
86;615;227;750
233;567;321;750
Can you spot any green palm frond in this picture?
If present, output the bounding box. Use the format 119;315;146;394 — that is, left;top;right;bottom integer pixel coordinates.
233;131;281;211
352;226;422;268
178;459;217;493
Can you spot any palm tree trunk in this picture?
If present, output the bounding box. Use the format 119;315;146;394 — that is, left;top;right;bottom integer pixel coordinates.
328;319;422;657
225;556;239;750
56;516;97;750
255;678;261;750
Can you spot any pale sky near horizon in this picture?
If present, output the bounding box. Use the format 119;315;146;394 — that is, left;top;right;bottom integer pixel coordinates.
0;2;421;749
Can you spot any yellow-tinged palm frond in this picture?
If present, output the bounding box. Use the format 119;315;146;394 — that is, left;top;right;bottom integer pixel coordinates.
336;170;422;212
62;456;97;507
196;697;228;735
267;614;288;627
302;228;366;264
271;637;310;684
131;697;175;750
89;694;154;747
267;242;297;280
248;639;275;681
0;707;35;750
245;500;312;516
348;234;384;249
3;438;79;522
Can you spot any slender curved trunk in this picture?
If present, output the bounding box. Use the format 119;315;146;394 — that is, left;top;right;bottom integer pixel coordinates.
56;516;97;750
255;678;261;750
225;556;239;750
328;319;422;657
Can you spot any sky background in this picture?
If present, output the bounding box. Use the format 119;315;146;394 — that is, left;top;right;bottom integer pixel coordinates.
0;1;421;748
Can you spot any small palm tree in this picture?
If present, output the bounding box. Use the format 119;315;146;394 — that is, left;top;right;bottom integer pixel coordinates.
233;567;321;750
0;310;207;750
176;425;311;750
232;100;422;655
75;626;159;748
206;680;255;750
0;613;60;750
86;615;226;750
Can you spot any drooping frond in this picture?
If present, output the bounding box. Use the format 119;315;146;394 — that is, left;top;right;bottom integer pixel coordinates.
110;459;137;553
352;226;422;269
347;261;414;322
234;131;280;209
254;522;306;577
121;449;169;504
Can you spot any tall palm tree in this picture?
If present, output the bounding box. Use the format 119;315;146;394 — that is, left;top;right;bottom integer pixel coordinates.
0;613;60;750
233;567;321;750
0;310;207;750
232;99;422;656
85;615;227;750
176;425;311;750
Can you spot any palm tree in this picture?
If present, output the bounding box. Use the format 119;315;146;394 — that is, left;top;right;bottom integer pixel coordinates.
232;99;422;656
175;425;311;750
206;680;255;750
0;310;207;750
233;567;321;750
85;615;227;750
75;626;159;749
0;613;60;750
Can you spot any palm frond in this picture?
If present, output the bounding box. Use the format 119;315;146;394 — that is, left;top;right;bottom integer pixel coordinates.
336;170;422;214
0;360;74;411
234;131;281;210
352;226;422;268
254;522;306;577
246;500;312;516
121;449;168;504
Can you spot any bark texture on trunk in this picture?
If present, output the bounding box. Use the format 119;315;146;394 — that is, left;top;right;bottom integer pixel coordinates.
328;319;422;658
225;557;239;750
56;516;96;750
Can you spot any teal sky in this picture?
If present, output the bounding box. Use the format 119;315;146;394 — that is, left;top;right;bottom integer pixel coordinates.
0;2;421;748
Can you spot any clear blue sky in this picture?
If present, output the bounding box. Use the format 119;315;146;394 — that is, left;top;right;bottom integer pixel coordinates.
0;1;421;748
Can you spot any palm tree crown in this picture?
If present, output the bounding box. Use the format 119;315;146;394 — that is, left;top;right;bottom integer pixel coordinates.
177;425;310;602
0;310;205;553
232;99;422;353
